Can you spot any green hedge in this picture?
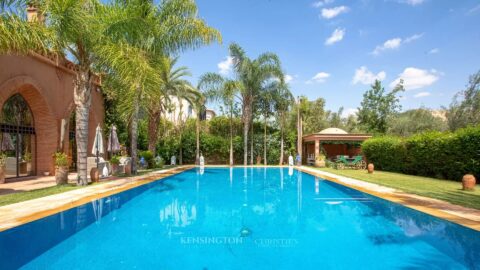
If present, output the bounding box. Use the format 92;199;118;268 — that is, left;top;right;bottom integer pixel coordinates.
362;126;480;181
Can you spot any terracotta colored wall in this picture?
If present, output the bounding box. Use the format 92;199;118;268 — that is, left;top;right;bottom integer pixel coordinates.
0;55;105;176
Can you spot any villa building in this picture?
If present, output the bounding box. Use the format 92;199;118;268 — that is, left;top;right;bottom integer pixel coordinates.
302;128;372;162
0;53;105;180
164;96;216;125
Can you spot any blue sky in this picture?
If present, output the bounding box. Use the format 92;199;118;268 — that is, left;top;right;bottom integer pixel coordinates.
178;0;480;116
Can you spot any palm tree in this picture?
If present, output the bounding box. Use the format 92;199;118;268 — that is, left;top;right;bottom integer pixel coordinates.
174;83;202;165
228;43;284;165
0;0;220;181
0;0;140;185
198;73;240;166
194;96;206;165
98;0;220;173
258;80;292;165
146;57;192;155
258;86;274;165
272;83;294;164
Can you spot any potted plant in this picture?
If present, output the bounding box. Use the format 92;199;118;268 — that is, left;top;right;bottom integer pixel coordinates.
0;152;6;184
110;155;120;175
53;152;68;185
24;152;32;174
314;153;326;168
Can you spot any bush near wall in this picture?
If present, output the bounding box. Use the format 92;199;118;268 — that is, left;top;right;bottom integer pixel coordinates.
362;126;480;181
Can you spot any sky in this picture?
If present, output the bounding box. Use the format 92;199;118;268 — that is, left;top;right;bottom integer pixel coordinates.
177;0;480;117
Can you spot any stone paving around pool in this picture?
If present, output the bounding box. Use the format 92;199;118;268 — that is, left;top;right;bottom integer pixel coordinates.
298;166;480;231
0;166;193;232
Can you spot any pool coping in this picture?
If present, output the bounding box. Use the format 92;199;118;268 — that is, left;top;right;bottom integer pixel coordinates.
0;165;194;232
297;166;480;231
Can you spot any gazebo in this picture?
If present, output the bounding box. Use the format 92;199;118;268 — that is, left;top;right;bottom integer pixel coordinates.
302;128;372;164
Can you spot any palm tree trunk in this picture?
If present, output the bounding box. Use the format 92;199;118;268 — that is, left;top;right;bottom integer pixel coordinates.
279;115;284;165
250;118;254;165
263;115;267;165
196;116;200;165
74;69;92;186
250;101;254;165
147;109;161;155
229;104;233;166
179;131;183;165
242;102;251;166
130;92;140;174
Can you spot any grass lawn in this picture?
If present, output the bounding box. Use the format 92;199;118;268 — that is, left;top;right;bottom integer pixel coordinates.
0;165;179;207
0;184;81;207
315;167;480;210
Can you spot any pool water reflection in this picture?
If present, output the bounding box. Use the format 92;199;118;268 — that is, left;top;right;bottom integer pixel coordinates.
1;167;479;269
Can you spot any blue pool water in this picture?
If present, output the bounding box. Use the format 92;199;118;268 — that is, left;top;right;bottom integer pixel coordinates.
1;167;479;269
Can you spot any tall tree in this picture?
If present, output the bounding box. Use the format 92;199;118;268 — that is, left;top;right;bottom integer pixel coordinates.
100;0;220;173
228;43;284;165
357;80;404;134
0;0;139;184
445;70;480;131
271;82;293;165
146;57;192;155
388;108;447;136
198;73;240;166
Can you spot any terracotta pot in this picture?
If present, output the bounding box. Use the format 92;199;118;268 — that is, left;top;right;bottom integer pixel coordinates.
90;167;99;183
315;159;326;168
124;163;132;176
462;174;476;191
55;166;68;185
256;156;262;165
111;164;119;175
367;163;374;174
0;166;5;184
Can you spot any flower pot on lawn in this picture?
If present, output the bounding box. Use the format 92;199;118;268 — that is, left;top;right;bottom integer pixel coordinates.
55;166;68;185
462;174;476;191
367;163;374;174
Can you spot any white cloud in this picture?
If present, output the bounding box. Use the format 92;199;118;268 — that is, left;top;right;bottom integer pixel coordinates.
428;48;440;54
352;66;386;85
321;6;349;19
284;74;294;83
218;56;233;75
399;0;425;6
467;4;480;15
325;28;345;45
372;38;401;55
372;33;423;55
404;33;424;43
342;108;358;118
414;92;431;98
389;67;439;90
307;72;330;84
312;0;334;8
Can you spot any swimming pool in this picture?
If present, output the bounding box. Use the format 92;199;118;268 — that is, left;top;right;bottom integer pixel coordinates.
1;167;479;269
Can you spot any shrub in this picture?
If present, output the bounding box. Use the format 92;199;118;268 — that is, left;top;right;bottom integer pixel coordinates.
362;136;406;172
53;152;68;167
110;155;120;165
362;125;480;181
139;150;154;168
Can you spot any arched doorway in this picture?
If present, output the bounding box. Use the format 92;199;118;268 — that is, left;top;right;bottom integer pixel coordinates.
1;94;36;178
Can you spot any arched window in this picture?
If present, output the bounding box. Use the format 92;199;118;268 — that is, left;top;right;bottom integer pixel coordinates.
1;94;35;178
